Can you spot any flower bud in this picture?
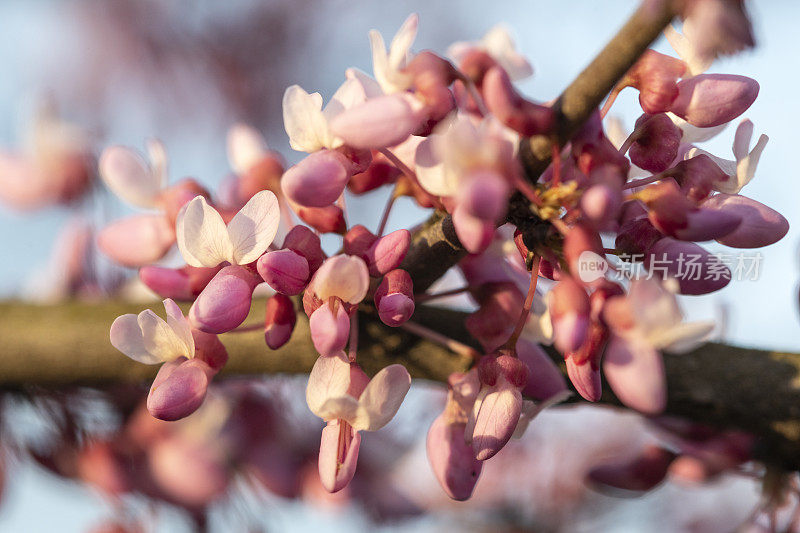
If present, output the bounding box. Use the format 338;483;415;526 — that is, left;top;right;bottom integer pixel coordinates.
159;178;210;227
566;354;602;402
470;377;522;461
581;183;622;229
374;269;415;327
97;214;174;267
257;249;310;295
548;278;591;354
189;265;261;333
139;264;222;301
702;193;789;248
645;238;730;295
588;444;676;492
318;420;360;493
671;208;742;242
283;225;326;272
330;94;422;150
349;156;401;194
264;293;297;350
628;113;681;173
603;334;666;414
366;229;411;277
343;225;378;259
192;329;228;373
292;203;347;235
282;149;352;207
516;339;568;401
452;205;495;254
426;414;483;501
670;74;759;128
458;170;509;222
147;357;212;421
482;66;554;136
309;300;350;357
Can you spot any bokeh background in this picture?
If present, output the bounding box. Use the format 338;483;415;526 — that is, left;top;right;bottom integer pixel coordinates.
0;0;797;531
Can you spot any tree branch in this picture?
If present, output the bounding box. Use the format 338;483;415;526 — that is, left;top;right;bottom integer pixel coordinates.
2;300;800;471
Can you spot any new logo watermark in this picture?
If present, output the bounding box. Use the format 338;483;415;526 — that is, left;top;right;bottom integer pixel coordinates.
577;251;608;283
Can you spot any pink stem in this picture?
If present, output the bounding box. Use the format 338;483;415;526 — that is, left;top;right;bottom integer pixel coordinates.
503;255;541;351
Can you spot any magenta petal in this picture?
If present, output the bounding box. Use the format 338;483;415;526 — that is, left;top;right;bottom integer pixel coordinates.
377;293;415;327
703;193;789;248
452;206;495;254
645;238;730;295
672;208;742;242
366;229;411;277
318;421;361;493
472;381;522;461
330;94;421;150
257;249;310;295
309;302;350;357
281;149;351;208
264;293;297;350
566;355;602;402
671;74;759;128
192;329;228;373
189;265;260;334
459;171;510;222
516;339;568;401
603;335;666;415
147;358;211;421
553;312;590;355
581;184;622;229
426;415;483;501
139;266;193;301
97;214;174;267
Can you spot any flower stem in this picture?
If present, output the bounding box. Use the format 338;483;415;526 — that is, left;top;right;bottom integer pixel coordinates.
376;187;398;237
400;320;481;360
503;255;541;351
415;285;473;303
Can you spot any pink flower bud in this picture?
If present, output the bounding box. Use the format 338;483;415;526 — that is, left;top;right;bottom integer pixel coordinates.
629;113;681;173
615;217;662;257
159;178;210;227
588;444;676;492
563;222;604;280
366;229;411;277
257;249;310;295
494;354;529;389
702;193;789;248
189;265;261;333
374;269;415;327
581;184;622;229
292;203;347;235
466;283;524;351
566;354;602;402
192;329;228;373
343;225;378;259
603;334;666;414
97;214;175;267
471;377;522;461
672;154;729;202
264;293;297;349
571;113;631;177
549;278;591;354
283;225;326;272
147;357;211;421
452;205;495;255
349;156;401;194
618;50;686;114
458;171;510;222
426;414;483;501
482;67;554;136
281;149;352;207
329;94;422;150
139;265;194;301
318;420;361;493
638;180;693;235
670;74;759;128
671;207;742;241
309;300;350;357
516;339;568;401
645;238;730;295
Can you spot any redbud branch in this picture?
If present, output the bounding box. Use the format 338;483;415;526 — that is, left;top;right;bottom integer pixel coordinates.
415;285;473;303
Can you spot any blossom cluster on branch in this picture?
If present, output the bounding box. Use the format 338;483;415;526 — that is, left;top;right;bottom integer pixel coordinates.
2;1;795;526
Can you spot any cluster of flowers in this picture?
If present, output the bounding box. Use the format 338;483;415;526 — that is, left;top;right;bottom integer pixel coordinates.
99;3;788;502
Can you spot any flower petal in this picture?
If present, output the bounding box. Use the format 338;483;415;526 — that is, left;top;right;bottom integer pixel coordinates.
163;298;194;357
146;139;168;190
481;25;533;80
308;255;370;304
282;85;328;153
99;146;161;208
351;364;411;431
227;190;280;264
110;314;160;364
306;353;352;419
227;123;268;174
138;309;191;362
176;195;232;267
